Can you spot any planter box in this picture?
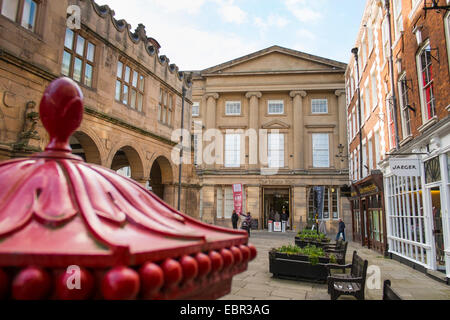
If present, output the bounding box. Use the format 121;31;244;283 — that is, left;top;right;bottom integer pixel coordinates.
294;237;330;248
269;251;331;283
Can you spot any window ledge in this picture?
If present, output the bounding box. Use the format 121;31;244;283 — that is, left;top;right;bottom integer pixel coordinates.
399;135;413;147
418;116;438;133
446;104;450;112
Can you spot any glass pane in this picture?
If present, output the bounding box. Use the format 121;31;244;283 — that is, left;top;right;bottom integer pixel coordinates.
132;71;138;88
21;0;37;32
158;104;161;120
61;51;72;76
117;61;123;78
137;93;143;112
167;110;172;126
87;43;95;62
84;64;93;87
130;89;137;109
115;80;121;100
124;66;130;83
73;58;82;82
2;0;19;21
139;75;144;91
122;85;129;104
64;28;74;50
76;35;85;56
162;107;166;123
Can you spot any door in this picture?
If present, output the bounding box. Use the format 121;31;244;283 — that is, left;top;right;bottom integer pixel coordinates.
429;186;445;271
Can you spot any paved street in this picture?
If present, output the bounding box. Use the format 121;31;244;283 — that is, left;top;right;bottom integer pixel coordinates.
220;231;450;300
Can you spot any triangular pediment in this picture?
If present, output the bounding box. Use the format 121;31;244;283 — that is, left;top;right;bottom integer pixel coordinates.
202;46;346;75
261;119;291;130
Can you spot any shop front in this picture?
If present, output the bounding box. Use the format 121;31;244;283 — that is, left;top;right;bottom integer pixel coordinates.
350;171;387;255
262;187;292;231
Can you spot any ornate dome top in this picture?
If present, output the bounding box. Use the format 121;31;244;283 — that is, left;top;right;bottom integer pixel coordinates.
0;78;256;300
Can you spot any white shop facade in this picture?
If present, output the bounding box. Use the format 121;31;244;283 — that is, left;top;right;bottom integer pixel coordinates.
380;119;450;282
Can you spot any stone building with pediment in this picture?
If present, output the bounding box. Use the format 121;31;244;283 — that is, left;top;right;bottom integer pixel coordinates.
0;0;199;216
188;46;351;235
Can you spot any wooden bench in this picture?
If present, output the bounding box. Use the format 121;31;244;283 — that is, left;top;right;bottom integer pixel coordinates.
383;280;402;300
323;240;348;265
326;251;368;300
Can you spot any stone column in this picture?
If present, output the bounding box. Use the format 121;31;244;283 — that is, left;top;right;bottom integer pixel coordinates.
292;186;307;231
335;90;347;170
204;93;219;170
200;185;216;224
204;93;219;131
245;92;262;170
290;91;307;170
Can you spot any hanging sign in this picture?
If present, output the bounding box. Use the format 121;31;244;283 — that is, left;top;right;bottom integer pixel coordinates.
313;186;325;219
232;184;243;214
389;158;420;177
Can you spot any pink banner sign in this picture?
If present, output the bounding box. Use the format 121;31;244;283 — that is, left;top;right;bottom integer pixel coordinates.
232;184;243;214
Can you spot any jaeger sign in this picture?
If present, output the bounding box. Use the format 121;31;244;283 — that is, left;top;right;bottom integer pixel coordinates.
389;158;421;177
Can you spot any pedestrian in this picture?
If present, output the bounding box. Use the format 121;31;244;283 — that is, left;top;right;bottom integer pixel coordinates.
231;210;239;229
336;218;346;241
274;210;281;222
240;212;252;237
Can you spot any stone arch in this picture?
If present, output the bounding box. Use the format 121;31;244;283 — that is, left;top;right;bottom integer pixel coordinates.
149;155;174;202
109;145;145;182
70;131;103;165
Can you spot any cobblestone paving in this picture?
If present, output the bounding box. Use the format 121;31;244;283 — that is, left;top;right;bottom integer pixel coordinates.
220;231;450;300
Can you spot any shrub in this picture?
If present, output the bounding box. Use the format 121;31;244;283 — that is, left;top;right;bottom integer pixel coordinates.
274;244;330;265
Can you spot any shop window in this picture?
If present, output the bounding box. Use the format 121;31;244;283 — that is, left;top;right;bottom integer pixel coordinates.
225;101;241;115
417;42;436;122
1;0;38;32
268;100;284;115
307;186;339;222
62;28;95;88
425;156;441;184
116;61;144;111
158;88;174;126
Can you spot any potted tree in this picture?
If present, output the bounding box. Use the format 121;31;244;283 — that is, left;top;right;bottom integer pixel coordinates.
269;244;337;283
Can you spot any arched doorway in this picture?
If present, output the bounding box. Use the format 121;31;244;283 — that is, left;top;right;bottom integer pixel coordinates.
111;146;144;182
149;156;173;202
70;131;102;165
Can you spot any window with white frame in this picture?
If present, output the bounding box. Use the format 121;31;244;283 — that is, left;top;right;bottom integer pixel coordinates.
382;18;389;61
417;42;436;121
1;0;38;32
362;34;367;66
371;71;377;109
311;99;328;114
307;186;339;220
385;175;427;266
352;110;356;138
368;24;374;53
225;134;241;168
386;94;397;150
192;102;200;117
392;0;403;40
360;92;365;122
268;100;284;114
216;187;223;219
268;133;284;168
374;130;381;168
362;142;367;177
398;74;412;138
225;101;241;115
224;187;234;219
312;133;329;168
368;138;373;172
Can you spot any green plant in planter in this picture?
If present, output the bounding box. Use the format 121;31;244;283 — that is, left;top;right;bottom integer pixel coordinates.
274;244;329;265
296;229;329;242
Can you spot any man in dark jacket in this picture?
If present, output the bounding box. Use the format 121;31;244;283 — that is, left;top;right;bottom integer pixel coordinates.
231;210;239;229
336;218;346;241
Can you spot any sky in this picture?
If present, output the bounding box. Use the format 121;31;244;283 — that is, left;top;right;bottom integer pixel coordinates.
100;0;367;71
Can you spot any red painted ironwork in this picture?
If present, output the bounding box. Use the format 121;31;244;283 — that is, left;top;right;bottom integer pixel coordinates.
0;77;256;300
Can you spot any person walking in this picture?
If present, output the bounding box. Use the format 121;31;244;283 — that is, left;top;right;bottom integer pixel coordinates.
336;218;346;241
231;210;239;229
240;212;252;237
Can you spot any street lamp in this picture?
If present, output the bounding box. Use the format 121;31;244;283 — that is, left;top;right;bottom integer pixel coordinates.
335;143;348;162
351;47;363;180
